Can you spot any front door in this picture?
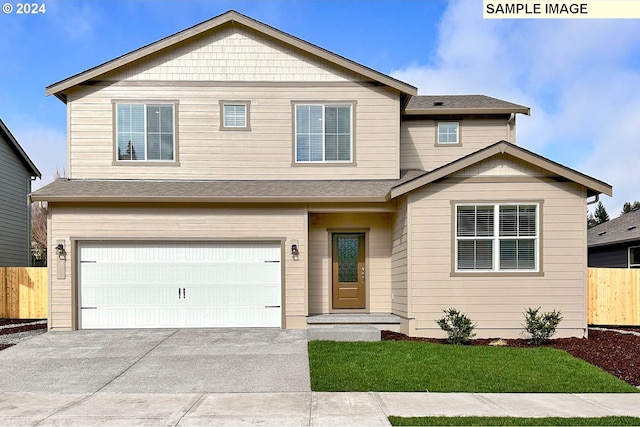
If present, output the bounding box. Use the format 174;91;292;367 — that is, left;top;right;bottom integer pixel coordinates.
332;233;366;309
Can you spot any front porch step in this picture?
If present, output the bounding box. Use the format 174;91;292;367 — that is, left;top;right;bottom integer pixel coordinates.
306;313;401;325
307;325;381;342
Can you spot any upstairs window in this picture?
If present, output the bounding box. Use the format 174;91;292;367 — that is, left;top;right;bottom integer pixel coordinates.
456;203;539;272
116;103;175;161
220;101;250;130
295;104;352;163
437;122;459;145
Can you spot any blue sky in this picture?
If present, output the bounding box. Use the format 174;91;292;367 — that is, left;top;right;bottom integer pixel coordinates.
1;0;639;216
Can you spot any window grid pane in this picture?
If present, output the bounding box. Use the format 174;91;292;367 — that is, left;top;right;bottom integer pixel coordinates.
116;103;174;162
438;123;458;144
295;104;351;162
224;104;247;128
457;204;537;272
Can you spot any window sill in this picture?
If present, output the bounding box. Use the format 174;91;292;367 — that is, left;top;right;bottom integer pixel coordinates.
113;161;181;167
219;127;251;132
450;271;544;277
291;161;357;167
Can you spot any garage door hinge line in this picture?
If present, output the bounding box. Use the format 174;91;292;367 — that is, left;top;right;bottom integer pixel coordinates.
93;329;180;393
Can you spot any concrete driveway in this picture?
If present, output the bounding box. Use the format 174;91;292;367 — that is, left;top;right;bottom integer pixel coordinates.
0;328;311;393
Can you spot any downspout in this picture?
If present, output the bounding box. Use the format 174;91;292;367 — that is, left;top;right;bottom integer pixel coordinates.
584;192;600;339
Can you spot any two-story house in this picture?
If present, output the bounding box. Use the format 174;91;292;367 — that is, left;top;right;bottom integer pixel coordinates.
32;11;611;338
0;119;41;266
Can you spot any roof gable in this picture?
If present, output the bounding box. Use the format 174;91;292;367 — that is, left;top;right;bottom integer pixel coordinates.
390;141;612;199
46;10;417;102
0;119;41;178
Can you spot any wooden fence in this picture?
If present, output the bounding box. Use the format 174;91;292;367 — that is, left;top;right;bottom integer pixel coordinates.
588;267;640;326
0;267;48;319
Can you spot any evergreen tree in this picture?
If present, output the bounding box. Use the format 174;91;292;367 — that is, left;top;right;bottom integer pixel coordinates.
593;201;610;224
621;200;640;215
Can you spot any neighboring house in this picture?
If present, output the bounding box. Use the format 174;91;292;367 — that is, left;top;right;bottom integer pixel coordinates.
588;209;640;268
0;119;41;267
32;11;612;338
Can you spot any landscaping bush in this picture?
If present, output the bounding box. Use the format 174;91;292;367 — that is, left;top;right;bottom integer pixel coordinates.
436;308;476;345
523;307;563;345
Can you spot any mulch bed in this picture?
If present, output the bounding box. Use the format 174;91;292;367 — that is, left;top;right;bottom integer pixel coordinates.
0;319;47;351
382;329;640;387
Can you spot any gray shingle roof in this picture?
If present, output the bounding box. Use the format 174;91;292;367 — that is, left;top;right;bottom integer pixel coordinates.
588;208;640;247
30;170;428;203
404;95;530;115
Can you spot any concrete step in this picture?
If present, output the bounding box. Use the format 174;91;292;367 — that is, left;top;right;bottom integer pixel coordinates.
306;313;401;325
307;325;381;342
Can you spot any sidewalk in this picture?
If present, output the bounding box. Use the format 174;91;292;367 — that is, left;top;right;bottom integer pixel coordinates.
1;391;639;426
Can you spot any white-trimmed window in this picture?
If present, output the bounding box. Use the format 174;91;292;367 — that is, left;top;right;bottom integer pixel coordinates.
220;101;250;130
295;104;352;162
629;246;640;268
438;122;459;144
456;203;539;272
116;103;175;161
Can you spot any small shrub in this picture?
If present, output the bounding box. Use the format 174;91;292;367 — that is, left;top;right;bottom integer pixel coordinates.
523;307;563;345
436;308;476;345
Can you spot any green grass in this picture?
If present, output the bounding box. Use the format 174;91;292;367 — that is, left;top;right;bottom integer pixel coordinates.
389;416;640;426
308;340;638;392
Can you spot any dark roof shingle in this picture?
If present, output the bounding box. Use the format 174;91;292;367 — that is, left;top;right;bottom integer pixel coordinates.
404;95;529;115
588;208;640;247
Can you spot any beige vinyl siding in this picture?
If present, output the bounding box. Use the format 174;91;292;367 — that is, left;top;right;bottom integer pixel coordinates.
400;118;511;171
66;83;399;180
47;203;308;331
308;212;392;314
66;24;401;180
391;195;409;319
406;159;588;339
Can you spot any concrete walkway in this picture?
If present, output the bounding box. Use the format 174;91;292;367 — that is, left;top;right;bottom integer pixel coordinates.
1;329;640;425
1;391;640;426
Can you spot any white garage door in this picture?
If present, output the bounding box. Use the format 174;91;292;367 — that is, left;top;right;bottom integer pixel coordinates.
78;241;282;329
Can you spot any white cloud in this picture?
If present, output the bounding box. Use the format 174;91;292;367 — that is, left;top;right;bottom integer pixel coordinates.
391;0;640;217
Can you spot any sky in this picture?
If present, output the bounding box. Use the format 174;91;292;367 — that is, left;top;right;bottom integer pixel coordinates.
0;0;639;216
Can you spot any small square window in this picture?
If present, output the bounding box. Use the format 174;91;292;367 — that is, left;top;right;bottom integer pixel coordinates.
437;122;459;145
220;101;250;130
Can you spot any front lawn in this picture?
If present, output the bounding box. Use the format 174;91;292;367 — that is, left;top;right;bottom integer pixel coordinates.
308;340;638;392
389;416;640;426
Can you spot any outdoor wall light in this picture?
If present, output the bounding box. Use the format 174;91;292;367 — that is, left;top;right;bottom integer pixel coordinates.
55;243;65;257
291;244;299;256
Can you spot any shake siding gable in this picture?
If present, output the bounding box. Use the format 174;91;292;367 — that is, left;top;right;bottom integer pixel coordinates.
101;26;357;83
406;165;588;338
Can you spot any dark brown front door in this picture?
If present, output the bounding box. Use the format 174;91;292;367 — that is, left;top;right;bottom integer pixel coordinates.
332;233;365;309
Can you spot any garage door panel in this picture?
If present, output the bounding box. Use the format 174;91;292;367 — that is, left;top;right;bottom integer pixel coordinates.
79;241;282;329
